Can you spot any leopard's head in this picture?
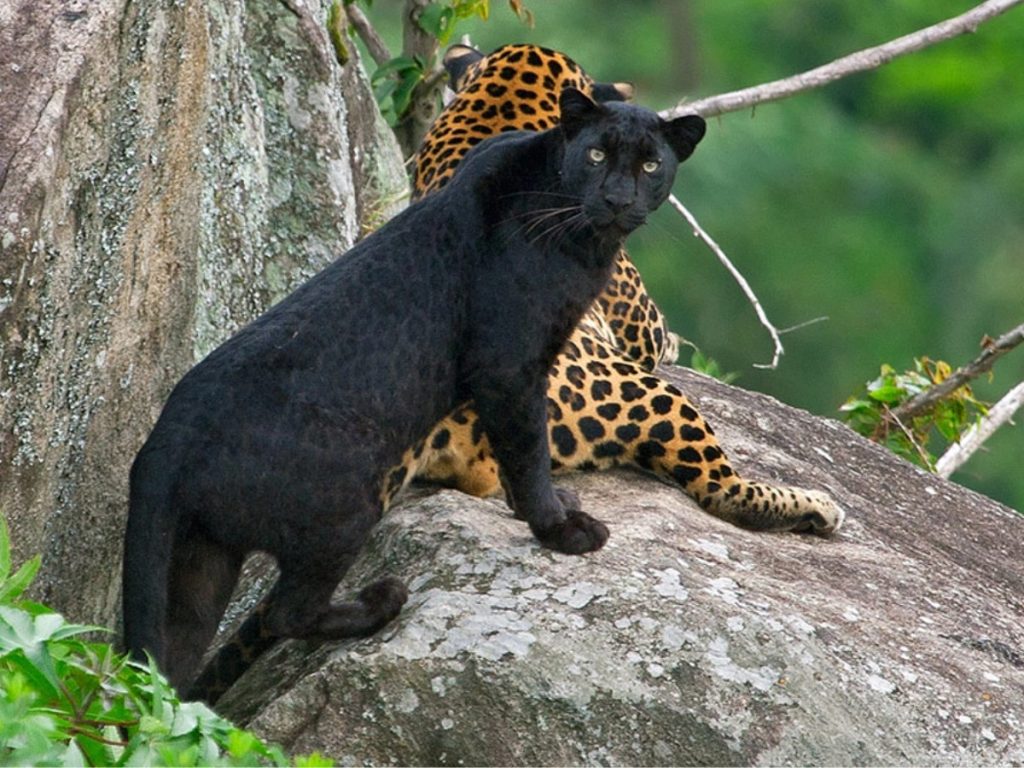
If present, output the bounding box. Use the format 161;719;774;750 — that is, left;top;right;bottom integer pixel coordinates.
412;43;633;199
557;88;706;239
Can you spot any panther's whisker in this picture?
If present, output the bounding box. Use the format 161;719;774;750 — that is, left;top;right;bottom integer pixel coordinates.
513;206;583;240
527;210;586;247
500;189;580;201
506;205;582;222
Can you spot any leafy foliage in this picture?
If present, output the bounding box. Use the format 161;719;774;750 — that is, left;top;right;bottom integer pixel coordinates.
371;54;428;124
685;345;738;385
840;357;988;470
0;517;330;767
364;0;531;124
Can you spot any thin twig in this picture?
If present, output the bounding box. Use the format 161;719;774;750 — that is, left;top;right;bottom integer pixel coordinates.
346;2;392;68
892;323;1024;422
779;315;829;335
668;194;785;369
883;405;935;470
662;0;1024;119
936;381;1024;479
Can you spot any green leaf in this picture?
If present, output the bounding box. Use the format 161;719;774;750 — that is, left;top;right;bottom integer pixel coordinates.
452;0;489;20
371;56;420;81
295;752;336;767
0;604;36;652
139;713;170;735
72;727;116;768
2;653;60;703
867;383;905;404
391;70;422;119
417;2;456;44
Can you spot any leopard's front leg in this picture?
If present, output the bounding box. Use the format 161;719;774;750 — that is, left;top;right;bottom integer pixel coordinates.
546;337;845;535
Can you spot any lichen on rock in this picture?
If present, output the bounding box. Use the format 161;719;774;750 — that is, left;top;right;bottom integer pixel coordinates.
215;369;1024;766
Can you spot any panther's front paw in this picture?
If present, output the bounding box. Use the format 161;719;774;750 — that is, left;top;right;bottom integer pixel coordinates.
793;491;846;536
532;505;609;555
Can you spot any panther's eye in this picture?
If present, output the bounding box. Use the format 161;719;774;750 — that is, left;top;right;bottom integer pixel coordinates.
587;147;606;164
642;159;661;174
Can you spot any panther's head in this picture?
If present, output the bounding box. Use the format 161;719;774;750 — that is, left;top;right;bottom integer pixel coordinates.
558;88;706;238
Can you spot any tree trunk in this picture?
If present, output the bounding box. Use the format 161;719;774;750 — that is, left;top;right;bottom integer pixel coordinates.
0;0;406;629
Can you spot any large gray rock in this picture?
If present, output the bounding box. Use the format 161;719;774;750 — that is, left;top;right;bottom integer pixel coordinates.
0;0;406;626
217;367;1024;766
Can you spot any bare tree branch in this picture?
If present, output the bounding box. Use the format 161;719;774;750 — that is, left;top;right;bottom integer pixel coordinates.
662;0;1024;119
936;381;1024;479
668;194;786;369
892;323;1024;423
346;2;393;68
275;0;333;78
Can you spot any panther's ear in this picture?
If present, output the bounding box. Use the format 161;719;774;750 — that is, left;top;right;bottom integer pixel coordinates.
591;81;635;103
663;114;706;163
559;87;604;139
444;44;485;90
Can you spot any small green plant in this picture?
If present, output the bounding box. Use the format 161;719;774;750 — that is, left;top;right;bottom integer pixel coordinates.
362;0;531;125
688;347;739;384
0;516;330;767
676;336;738;384
371;54;430;125
840;357;988;470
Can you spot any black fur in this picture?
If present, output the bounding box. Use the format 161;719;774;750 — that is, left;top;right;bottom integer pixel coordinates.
121;89;705;699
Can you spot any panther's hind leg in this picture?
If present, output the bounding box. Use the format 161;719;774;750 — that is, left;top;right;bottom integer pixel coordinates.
263;569;409;642
188;500;408;704
188;572;407;705
163;526;244;694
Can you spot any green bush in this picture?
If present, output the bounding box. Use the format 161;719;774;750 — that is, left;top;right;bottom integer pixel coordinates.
840;357;987;470
0;517;330;767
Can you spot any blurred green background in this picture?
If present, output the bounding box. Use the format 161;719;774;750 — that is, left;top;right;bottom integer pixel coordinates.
361;0;1024;512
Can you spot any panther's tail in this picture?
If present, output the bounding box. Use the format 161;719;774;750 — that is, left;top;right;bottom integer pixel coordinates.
121;443;180;671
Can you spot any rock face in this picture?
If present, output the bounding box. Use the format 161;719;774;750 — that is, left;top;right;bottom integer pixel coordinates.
216;367;1024;766
0;0;405;626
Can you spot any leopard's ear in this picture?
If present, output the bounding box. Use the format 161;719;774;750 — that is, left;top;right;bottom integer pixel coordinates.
590;81;635;103
663;114;706;163
444;44;485;91
559;87;604;139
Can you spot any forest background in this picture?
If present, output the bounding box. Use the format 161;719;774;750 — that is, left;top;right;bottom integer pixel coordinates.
363;0;1024;512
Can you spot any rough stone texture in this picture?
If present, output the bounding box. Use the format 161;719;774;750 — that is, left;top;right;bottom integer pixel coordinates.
0;0;406;627
217;367;1024;766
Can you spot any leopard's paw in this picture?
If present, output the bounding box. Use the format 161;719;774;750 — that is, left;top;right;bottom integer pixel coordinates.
793;490;845;536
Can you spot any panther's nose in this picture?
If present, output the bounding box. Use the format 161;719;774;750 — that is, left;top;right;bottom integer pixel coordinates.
603;193;633;214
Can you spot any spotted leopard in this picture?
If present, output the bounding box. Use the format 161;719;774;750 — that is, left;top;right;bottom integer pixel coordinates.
398;43;843;535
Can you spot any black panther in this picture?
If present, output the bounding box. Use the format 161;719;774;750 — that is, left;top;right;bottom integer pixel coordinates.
121;88;705;701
